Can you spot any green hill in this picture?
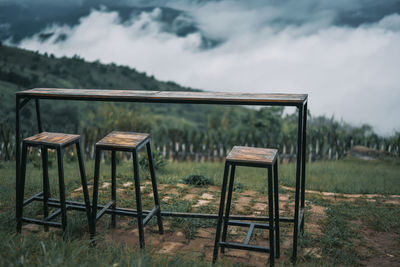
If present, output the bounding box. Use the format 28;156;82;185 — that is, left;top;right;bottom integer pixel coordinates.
0;44;397;161
0;43;211;132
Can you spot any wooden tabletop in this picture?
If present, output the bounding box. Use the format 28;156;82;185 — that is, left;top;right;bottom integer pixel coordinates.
17;88;307;105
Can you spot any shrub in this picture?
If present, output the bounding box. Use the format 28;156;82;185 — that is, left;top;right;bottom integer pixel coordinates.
139;150;167;172
182;174;214;187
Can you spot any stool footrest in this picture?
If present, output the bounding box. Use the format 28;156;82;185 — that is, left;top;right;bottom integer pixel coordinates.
219;241;270;253
23;191;44;206
228;220;270;229
44;209;62;221
21;217;62;228
244;223;255;245
143;206;160;226
95;201;115;221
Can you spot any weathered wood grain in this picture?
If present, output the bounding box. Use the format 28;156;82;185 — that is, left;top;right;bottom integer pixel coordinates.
96;131;149;149
226;146;277;164
24;132;80;146
17;88;307;104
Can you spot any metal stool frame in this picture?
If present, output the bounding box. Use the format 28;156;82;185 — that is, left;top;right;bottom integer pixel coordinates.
213;158;280;266
16;136;91;239
90;136;163;248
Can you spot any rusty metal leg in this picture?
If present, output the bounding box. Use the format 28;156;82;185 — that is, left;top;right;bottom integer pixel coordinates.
146;142;164;234
212;162;230;263
221;164;236;254
133;151;145;248
41;147;49;232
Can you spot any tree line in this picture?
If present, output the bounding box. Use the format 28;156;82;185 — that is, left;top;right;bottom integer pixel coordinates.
1;102;398;162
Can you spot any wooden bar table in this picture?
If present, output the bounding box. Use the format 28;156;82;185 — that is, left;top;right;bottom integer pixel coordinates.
16;88;308;260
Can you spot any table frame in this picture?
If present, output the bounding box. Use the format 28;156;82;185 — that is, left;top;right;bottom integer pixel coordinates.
15;88;307;261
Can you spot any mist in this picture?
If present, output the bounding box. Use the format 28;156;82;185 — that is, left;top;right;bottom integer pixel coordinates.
8;0;400;135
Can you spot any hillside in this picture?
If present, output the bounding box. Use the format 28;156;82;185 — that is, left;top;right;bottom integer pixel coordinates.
0;43;210;130
0;44;398;162
0;44;197;91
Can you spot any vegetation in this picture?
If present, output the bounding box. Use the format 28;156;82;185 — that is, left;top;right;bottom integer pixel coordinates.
0;157;399;266
182;174;214;187
1;44;399;163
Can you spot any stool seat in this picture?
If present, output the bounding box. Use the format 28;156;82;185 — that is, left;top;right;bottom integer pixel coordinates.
24;132;80;147
227;146;277;165
96;131;150;150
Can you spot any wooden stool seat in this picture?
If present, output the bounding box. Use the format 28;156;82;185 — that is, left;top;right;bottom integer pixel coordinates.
24;132;80;147
227;146;277;165
96;131;150;150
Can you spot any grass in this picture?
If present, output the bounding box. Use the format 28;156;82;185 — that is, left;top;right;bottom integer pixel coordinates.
159;157;400;195
0;157;399;266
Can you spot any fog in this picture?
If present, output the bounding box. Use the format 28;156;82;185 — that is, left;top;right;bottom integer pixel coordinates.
10;0;400;135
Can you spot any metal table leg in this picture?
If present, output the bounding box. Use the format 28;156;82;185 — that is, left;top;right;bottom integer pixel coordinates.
15;96;21;232
292;104;304;261
300;102;308;233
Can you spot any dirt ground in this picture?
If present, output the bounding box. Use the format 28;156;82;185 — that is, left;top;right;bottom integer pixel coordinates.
24;182;400;266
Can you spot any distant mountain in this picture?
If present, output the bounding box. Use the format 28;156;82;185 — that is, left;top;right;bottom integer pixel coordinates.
2;0;400;45
0;1;220;48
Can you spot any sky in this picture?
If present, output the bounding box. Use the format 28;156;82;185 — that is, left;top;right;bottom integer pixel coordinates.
3;0;400;135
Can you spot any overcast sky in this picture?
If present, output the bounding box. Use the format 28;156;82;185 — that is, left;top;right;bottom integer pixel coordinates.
6;0;400;135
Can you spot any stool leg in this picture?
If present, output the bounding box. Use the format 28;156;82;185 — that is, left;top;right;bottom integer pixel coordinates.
56;147;67;240
111;150;116;228
268;166;275;266
91;148;101;241
274;162;280;258
212;162;230;263
221;164;236;254
146;142;163;234
133;151;145;248
16;143;28;233
76;141;92;232
41;147;49;232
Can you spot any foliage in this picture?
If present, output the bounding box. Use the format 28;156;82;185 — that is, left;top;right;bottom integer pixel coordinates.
139;150;167;173
0;44;399;163
182;174;214;187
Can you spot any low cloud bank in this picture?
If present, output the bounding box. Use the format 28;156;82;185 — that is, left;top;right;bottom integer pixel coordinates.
12;1;400;135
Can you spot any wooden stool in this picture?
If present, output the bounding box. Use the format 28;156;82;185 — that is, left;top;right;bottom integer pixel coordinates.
213;146;280;266
90;131;163;248
16;132;91;239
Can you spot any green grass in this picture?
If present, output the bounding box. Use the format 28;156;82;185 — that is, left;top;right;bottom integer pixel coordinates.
0;157;399;266
158;157;400;195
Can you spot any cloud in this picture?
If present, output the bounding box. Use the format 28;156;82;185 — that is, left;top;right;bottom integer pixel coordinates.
12;2;400;135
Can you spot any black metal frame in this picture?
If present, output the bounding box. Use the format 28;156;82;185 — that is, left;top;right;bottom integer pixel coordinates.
212;159;280;266
15;91;307;260
90;138;164;248
15;136;91;239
